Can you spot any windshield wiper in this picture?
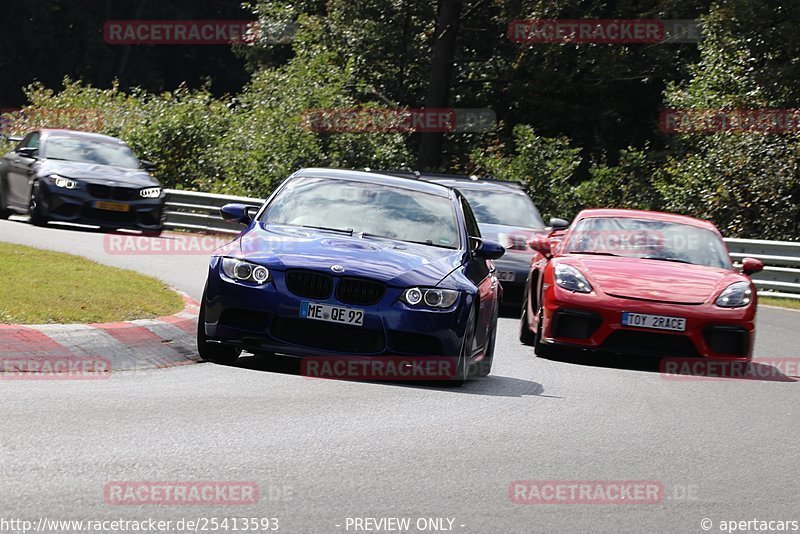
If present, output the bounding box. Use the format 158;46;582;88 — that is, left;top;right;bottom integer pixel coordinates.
359;232;455;249
298;225;353;235
569;251;620;257
640;255;693;264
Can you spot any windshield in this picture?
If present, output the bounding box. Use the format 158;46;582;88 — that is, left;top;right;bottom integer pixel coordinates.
563;217;731;269
43;136;142;169
262;176;460;249
458;188;544;229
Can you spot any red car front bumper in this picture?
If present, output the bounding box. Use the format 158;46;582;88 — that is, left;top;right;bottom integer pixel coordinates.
539;285;756;360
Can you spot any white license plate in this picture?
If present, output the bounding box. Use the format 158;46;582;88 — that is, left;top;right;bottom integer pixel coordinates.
621;312;686;332
497;271;516;282
300;301;364;326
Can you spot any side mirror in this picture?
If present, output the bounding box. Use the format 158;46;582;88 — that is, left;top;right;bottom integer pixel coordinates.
220;203;257;225
741;257;763;276
140;160;156;172
527;234;552;258
475;239;505;260
549;217;569;231
17;147;38;159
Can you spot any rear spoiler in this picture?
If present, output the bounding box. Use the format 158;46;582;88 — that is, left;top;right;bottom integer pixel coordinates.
2;134;22;143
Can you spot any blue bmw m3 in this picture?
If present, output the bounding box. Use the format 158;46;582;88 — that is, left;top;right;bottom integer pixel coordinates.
198;168;505;384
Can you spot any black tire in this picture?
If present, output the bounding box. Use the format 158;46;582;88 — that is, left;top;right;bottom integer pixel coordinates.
444;304;478;387
533;308;558;358
143;227;164;238
519;304;537;346
197;288;241;365
28;181;48;227
0;186;10;220
473;308;497;378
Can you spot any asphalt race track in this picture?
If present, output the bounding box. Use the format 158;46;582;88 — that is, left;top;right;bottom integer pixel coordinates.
1;218;798;534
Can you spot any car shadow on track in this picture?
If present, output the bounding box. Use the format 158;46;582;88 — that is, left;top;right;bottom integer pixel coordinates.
7;216;154;236
499;306;521;319
535;348;797;383
216;353;553;398
7;215;107;233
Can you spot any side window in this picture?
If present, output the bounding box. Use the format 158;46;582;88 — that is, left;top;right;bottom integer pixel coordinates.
16;132;40;152
15;133;32;152
461;197;482;248
26;132;40;149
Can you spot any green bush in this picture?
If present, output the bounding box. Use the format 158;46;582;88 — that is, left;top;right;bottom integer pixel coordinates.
657;3;800;240
470;124;582;221
577;147;664;212
4;14;412;199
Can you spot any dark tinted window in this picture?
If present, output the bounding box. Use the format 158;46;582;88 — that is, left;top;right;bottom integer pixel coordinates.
461;197;481;238
17;132;40;151
458;187;545;229
43;136;141;168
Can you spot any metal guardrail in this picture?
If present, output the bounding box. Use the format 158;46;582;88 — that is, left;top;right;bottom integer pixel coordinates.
164;189;800;300
164;189;264;235
724;238;800;300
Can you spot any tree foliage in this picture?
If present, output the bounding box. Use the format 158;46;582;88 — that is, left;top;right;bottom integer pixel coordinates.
2;0;798;238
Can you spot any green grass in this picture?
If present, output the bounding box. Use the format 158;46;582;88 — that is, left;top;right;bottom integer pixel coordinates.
759;296;800;311
0;242;184;324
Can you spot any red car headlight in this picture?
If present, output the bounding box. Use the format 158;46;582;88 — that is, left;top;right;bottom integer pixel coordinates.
554;264;592;294
715;281;752;308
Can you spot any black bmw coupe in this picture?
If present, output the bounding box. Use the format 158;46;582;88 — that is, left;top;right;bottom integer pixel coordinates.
0;129;165;234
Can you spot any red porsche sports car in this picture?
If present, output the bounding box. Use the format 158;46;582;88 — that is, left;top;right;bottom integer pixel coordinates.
519;209;764;360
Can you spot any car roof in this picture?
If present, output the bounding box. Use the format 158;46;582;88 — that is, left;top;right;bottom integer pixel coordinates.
381;171;522;191
575;208;720;232
295;168;455;198
38;129;129;144
424;177;524;193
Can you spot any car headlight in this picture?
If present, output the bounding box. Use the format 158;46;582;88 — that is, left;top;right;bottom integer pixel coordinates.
400;287;460;308
140;187;162;198
221;258;270;284
49;174;78;189
554;263;592;293
715;281;752;308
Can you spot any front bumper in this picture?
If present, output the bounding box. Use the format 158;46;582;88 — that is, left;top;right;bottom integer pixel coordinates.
202;261;474;360
540;285;756;360
40;181;166;231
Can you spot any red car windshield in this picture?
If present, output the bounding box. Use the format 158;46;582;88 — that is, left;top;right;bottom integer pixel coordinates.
563;217;731;269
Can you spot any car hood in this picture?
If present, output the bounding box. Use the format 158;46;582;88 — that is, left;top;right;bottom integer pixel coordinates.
39;160;158;187
218;224;465;287
562;255;741;304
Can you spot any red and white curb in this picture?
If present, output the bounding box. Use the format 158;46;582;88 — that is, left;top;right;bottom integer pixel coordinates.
0;293;200;375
